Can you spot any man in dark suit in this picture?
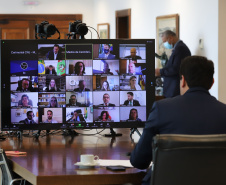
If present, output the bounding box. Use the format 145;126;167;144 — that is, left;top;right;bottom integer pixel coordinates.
123;92;140;106
130;56;226;185
46;44;63;60
68;109;85;122
16;78;36;92
125;48;142;60
155;30;191;98
98;44;116;59
99;93;115;106
66;95;82;107
46;65;56;75
74;80;90;92
20;111;37;124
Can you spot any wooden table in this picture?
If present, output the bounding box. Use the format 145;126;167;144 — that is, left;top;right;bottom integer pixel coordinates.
0;129;146;185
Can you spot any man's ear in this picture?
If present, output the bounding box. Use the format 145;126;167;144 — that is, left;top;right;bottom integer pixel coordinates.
209;78;214;89
181;75;186;88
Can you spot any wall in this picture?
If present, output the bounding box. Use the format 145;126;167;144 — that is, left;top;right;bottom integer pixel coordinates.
218;0;226;103
0;0;220;98
93;0;219;98
0;0;94;38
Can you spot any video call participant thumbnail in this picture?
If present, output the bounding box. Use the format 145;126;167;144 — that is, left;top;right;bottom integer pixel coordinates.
123;92;141;106
122;76;142;91
126;108;142;122
43;109;58;123
125;48;142;60
20;111;37;124
96;111;111;122
18;94;33;108
99;93;115;107
74;80;90;92
98;44;116;59
93;107;120;122
66;95;82;107
16;78;37;92
74;61;86;76
46;44;63;60
46;65;56;75
67;109;85;123
46;78;62;92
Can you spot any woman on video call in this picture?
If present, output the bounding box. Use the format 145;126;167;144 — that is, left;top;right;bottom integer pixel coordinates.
101;81;110;91
123;76;142;90
46;78;61;92
97;111;111;122
74;61;86;76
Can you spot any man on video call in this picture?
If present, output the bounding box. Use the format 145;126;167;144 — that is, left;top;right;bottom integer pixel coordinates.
99;93;115;107
46;65;56;75
123;92;140;106
74;80;90;92
125;48;142;60
20;111;37;124
68;110;85;122
46;44;62;60
66;95;82;107
16;78;35;92
130;56;226;185
98;44;116;59
43;110;58;123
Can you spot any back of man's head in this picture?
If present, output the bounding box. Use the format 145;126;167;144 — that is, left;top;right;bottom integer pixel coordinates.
180;56;214;90
162;30;176;37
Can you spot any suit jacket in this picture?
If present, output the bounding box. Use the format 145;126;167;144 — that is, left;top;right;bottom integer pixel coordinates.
46;68;56;75
68;114;85;122
123;99;140;106
22;118;37;124
46;50;63;60
73;88;90;92
66;101;82;107
98;53;116;59
160;40;191;98
98;103;115;107
130;87;226;185
124;55;142;60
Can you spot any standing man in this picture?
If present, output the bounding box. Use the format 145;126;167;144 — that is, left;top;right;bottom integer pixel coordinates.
123;92;140;106
43;110;58;123
130;56;226;185
155;30;191;98
46;44;62;60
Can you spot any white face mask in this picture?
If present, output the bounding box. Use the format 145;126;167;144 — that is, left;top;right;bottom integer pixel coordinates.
163;41;173;49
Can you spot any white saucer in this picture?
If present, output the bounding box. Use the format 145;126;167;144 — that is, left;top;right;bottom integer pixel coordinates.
74;161;99;169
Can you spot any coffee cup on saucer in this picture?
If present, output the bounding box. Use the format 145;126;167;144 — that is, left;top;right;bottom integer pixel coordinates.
80;154;99;165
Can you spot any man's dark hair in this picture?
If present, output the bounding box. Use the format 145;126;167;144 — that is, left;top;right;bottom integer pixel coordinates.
127;92;134;96
47;110;53;115
179;56;214;90
162;30;176;37
27;111;33;117
54;44;60;49
70;95;76;99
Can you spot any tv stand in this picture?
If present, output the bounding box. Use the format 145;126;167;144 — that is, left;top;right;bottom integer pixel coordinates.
104;128;122;137
62;129;79;136
130;128;141;138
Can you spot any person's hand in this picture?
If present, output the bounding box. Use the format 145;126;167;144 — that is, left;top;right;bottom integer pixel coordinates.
155;68;161;77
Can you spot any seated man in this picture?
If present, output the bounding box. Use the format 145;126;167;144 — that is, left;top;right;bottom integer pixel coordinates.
46;44;62;60
123;92;140;106
98;44;116;59
130;56;226;185
16;78;35;92
74;80;90;92
66;95;82;107
68;109;85;122
98;93;115;107
20;111;37;124
125;48;142;60
46;65;56;75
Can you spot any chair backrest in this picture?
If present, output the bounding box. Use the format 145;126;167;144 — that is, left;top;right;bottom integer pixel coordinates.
151;134;226;185
0;149;13;185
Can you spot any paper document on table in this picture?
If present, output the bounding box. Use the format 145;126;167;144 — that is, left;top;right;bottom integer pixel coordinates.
98;159;133;167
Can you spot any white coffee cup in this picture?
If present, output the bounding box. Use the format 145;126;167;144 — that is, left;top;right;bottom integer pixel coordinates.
80;154;99;165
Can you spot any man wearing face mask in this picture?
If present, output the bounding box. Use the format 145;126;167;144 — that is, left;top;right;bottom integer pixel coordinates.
155;30;191;98
98;44;116;59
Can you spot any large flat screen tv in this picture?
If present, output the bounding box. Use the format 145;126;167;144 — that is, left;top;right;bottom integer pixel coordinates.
0;39;155;131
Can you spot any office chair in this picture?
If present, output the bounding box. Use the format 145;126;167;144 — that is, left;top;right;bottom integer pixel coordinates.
151;134;226;185
0;149;25;185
